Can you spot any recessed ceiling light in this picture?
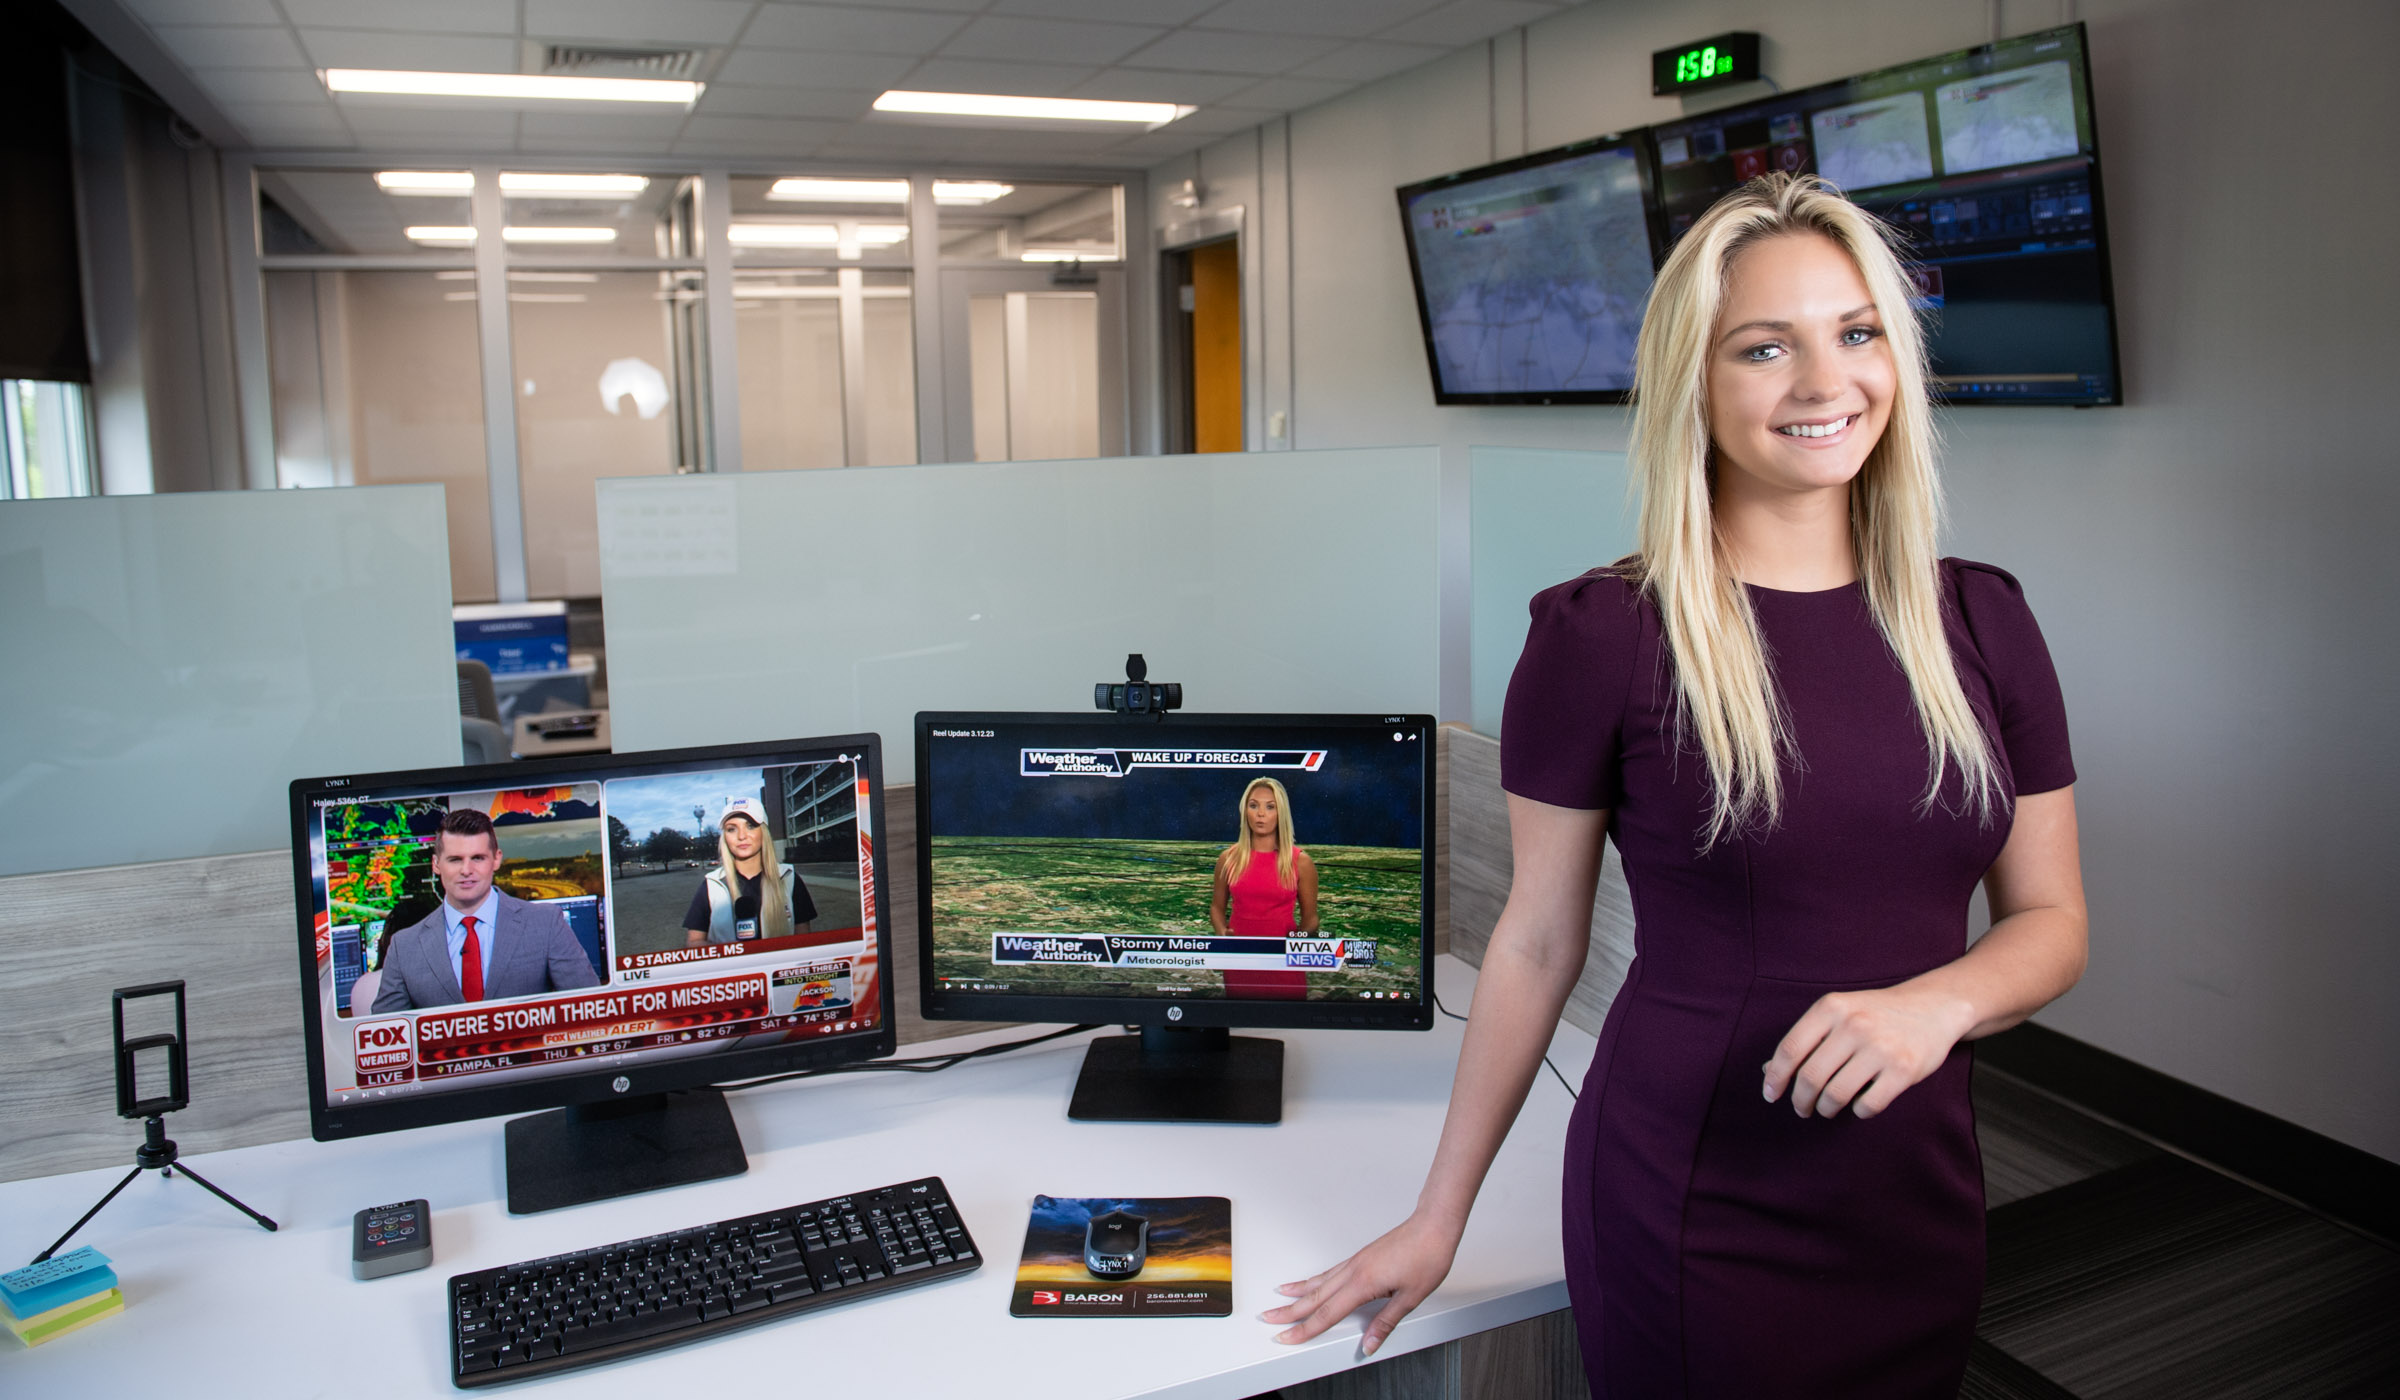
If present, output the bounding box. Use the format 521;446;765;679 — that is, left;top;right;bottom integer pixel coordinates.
500;226;619;243
767;178;909;204
1021;246;1120;262
855;225;909;245
405;225;477;244
501;172;651;196
377;170;473;194
932;181;1013;205
872;91;1189;125
728;224;840;246
324;69;701;105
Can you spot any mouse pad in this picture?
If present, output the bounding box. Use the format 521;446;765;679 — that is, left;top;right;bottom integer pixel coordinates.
1009;1195;1231;1317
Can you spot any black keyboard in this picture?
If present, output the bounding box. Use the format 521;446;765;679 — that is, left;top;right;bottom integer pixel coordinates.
449;1177;980;1387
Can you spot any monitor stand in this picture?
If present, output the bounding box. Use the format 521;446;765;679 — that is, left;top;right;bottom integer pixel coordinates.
503;1087;748;1213
1067;1026;1284;1124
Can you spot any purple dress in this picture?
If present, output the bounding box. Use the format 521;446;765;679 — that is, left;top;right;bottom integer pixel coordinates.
1500;560;2074;1398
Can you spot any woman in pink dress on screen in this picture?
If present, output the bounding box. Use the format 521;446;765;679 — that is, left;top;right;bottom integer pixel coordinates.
1211;777;1320;1001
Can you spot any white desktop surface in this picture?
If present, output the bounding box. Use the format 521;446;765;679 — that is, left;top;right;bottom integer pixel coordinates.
0;956;1594;1397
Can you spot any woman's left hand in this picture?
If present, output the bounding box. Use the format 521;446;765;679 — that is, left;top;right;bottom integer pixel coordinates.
1760;983;1977;1119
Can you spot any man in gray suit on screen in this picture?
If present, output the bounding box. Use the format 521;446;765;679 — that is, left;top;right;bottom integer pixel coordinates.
372;807;602;1013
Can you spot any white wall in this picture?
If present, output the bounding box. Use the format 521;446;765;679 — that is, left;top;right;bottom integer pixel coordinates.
1146;0;2400;1160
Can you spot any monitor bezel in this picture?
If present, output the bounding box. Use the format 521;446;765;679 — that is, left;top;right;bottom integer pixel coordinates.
915;710;1437;1033
1394;132;1659;406
289;734;898;1144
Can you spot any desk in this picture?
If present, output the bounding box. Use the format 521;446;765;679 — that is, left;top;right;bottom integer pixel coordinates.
0;956;1594;1397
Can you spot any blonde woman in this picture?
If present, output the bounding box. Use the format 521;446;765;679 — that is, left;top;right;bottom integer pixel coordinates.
1265;173;2088;1397
1210;777;1319;1000
683;798;816;947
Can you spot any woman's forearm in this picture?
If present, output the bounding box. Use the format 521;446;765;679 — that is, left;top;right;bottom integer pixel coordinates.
1905;905;2086;1043
1413;906;1590;1232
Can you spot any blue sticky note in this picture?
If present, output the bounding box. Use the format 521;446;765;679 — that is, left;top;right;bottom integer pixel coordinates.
1;1247;117;1320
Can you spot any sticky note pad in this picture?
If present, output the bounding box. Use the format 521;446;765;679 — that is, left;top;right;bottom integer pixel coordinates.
0;1248;116;1321
2;1287;124;1347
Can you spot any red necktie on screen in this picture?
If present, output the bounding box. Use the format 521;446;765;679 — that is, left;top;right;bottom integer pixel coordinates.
460;915;484;1001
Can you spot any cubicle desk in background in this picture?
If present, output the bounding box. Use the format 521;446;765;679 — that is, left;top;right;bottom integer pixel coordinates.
0;956;1592;1400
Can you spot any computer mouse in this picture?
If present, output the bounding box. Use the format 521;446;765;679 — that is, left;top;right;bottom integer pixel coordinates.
1083;1208;1148;1280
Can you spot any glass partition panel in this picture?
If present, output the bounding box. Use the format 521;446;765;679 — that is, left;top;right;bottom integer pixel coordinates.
258;168;473;257
1469;446;1634;737
0;486;458;875
264;269;494;601
513;270;707;598
728;175;912;268
597;448;1441;782
968;290;1098;461
938;181;1121;263
735;268;916;470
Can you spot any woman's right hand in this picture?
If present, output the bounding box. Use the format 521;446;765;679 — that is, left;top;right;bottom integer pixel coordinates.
1260;1212;1462;1356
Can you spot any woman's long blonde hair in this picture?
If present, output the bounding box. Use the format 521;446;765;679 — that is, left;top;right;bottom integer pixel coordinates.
1629;172;1999;845
1222;777;1298;889
719;816;793;938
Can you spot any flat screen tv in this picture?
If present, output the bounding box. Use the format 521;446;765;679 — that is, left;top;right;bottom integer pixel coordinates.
1648;22;2119;404
1395;133;1659;404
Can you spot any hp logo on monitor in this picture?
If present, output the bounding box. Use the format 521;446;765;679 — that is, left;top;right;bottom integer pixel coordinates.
1167;1006;1183;1022
612;1076;631;1093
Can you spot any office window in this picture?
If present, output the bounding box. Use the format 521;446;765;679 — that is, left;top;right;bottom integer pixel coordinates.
1;380;96;499
512;271;708;598
262;270;494;600
969;291;1100;461
258;168;475;257
939;181;1122;264
727;174;912;268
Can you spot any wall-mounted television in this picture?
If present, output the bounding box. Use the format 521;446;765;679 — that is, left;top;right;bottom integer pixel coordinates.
1397;23;2121;407
1395;133;1659;404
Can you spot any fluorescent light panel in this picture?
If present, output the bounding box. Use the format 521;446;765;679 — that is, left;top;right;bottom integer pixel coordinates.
767;178;907;204
379;171;652;196
406;226;620;244
873;91;1189;125
934;181;1013;205
325;69;700;104
727;224;908;246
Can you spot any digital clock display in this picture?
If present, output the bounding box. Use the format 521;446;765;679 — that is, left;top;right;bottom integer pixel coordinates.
1652;32;1761;96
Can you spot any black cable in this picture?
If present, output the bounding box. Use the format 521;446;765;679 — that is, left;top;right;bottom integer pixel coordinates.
717;1022;1104;1093
1432;991;1578;1101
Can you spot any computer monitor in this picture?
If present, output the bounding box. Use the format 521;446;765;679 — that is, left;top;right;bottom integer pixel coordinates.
1395;132;1659;404
1647;22;2120;405
915;712;1436;1124
290;734;894;1212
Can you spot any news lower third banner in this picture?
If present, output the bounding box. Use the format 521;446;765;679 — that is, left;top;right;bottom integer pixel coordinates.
1019;747;1327;777
991;934;1377;970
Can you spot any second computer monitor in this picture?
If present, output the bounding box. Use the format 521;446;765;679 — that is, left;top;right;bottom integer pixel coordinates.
916;712;1435;1035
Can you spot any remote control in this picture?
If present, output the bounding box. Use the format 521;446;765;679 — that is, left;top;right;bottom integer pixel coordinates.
353;1200;433;1281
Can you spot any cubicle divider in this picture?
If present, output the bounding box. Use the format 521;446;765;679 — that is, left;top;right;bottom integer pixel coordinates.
1466;446;1633;739
595;448;1443;778
0;486;460;876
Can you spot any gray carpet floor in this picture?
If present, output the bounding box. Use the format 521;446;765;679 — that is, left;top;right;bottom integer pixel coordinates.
1967;1066;2400;1399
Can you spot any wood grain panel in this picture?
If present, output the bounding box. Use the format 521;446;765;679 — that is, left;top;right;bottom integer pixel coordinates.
1190;238;1242;453
1281;1339;1459;1400
1442;727;1635;1038
0;782;1004;1183
1460;1308;1587;1399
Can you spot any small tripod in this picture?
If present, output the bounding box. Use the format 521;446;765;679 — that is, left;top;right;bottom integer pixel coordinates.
35;1114;278;1262
32;980;278;1263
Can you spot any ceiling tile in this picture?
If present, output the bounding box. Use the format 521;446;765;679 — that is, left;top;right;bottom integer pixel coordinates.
516;110;689;139
742;5;970;54
898;57;1101;98
196;68;336;104
297;30;517;71
748;6;974;56
992;0;1217;21
523;0;755;46
341;105;520;135
1067;69;1255;105
714;48;918;88
939;16;1166;66
761;0;985;11
1160;105;1275;135
1194;0;1444;40
150;24;309;68
223;102;351;138
1117;29;1343;76
1380;0;1559;47
124;0;284;24
678;115;850;146
1214;74;1356;110
1101;127;1223;160
698;84;881;120
1288;40;1449;82
277;0;515;33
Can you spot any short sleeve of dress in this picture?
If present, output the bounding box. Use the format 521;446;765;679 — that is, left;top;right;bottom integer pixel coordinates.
1500;570;1643;810
1949;560;2076;796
